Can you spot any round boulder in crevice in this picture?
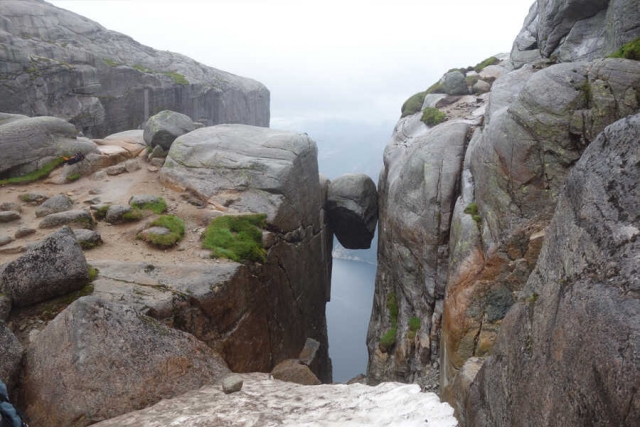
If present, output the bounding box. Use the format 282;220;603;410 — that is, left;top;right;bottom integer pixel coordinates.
326;173;378;249
143;110;196;151
1;226;89;307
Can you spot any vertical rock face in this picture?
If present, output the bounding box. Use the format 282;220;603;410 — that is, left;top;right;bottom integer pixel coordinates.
0;0;269;138
511;0;640;65
160;124;333;382
466;112;640;427
367;119;472;388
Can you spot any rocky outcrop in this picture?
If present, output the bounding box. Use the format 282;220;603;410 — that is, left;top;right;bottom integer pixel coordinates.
21;296;230;427
90;373;457;427
466;112;640;427
0;0;269;138
511;0;640;65
440;57;640;402
0;115;97;178
367;116;475;389
1;226;89;307
326;173;378;249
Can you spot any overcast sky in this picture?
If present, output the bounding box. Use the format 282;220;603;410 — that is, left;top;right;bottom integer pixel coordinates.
48;0;533;129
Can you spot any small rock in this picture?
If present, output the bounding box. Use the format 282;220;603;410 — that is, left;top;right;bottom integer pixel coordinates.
73;229;103;250
38;210;95;229
298;338;321;366
147;166;159;173
222;375;244;394
106;164;127;176
150;158;165;168
83;197;101;205
18;193;48;205
0;245;27;255
261;231;276;249
89;188;102;195
125;159;141;173
0;211;21;223
35;194;74;218
0;235;13;246
271;359;321;385
473;80;492;94
15;227;36;239
105;205;140;224
149;145;167;160
0;202;21;213
92;171;107;181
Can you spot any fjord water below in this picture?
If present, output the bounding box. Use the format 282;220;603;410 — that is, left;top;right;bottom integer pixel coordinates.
326;258;377;383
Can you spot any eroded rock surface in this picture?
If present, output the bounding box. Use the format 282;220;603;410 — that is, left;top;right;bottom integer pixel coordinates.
466;111;640;427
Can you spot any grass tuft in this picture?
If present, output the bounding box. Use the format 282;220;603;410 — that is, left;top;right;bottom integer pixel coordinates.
609;37;640;60
401;91;427;117
130;197;167;214
139;215;185;248
379;327;397;351
202;214;267;262
122;207;143;221
474;56;500;72
421;107;446;126
66;173;81;182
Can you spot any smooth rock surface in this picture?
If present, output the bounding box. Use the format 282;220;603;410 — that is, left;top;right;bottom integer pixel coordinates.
467;111;640;427
326;173;378;249
22;296;231;427
443;71;469;95
1;226;88;307
222;375;244;394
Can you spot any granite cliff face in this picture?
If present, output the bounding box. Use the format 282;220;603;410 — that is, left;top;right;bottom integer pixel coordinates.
368;0;640;422
0;0;269;137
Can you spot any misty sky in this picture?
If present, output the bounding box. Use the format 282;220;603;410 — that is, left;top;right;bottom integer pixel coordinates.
48;0;534;129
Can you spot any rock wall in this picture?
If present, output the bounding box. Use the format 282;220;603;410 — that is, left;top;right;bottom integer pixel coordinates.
466;112;640;427
0;0;269;138
368;0;640;416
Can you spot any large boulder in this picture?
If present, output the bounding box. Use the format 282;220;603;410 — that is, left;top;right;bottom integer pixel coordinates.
511;0;640;63
0;116;97;178
0;321;23;395
1;226;89;307
466;112;640;427
143;110;196;150
161;124;322;232
443;71;469;95
0;0;269;138
22;296;231;427
271;359;321;385
326;173;378;249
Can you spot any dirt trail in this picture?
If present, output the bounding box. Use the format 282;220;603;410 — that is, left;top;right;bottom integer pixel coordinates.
0;158;218;266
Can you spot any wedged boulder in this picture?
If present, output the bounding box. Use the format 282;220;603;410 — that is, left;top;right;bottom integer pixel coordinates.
0;116;97;178
161;124;323;232
443;71;469;95
22;296;230;427
143;110;196;150
271;359;321;386
38;209;95;229
467;112;640;427
0;1;269;138
35;194;74;218
326;173;378;249
0;321;23;395
1;226;89;307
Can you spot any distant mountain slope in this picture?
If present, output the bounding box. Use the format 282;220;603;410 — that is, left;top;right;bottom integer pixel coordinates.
0;0;270;137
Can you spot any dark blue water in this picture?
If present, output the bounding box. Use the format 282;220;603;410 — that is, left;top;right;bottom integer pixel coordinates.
326;258;377;383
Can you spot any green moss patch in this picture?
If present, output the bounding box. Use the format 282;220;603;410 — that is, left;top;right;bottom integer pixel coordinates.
94;205;110;221
39;283;94;321
425;80;445;95
88;266;99;281
421;107;446;126
379;327;397;351
130;197;167;214
122;207;143;221
162;71;189;85
379;291;399;352
474;56;500;72
66;173;81;182
401;91;427;117
202;214;267;262
464;202;482;226
408;316;421;340
609;37;640;60
0;157;64;186
138;215;185;248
